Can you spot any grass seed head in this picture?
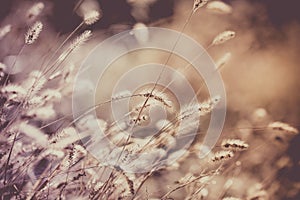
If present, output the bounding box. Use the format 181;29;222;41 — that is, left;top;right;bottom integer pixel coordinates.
206;1;233;14
25;21;43;44
70;30;92;52
211;150;234;162
221;139;249;151
268;121;298;135
84;10;101;25
212;30;236;46
193;0;209;13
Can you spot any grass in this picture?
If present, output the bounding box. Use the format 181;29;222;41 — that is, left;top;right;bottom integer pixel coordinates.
0;0;299;199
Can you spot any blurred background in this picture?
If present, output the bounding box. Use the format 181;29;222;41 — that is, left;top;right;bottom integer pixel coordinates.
0;0;300;199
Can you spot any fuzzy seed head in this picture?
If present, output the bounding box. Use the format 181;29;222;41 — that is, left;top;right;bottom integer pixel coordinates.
221;139;249;151
198;95;221;115
211;150;234;162
212;30;236;46
268;121;298;135
207;1;233;14
25;21;43;44
60;144;86;169
138;90;173;108
70;30;92;52
193;0;208;12
84;10;101;25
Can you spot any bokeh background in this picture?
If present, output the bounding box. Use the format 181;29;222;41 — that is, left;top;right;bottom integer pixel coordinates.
0;0;300;199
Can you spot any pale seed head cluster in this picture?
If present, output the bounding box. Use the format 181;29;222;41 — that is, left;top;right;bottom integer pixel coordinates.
212;30;236;46
268;121;298;135
211;150;235;162
25;21;43;44
83;10;101;25
193;0;208;13
221;139;249;151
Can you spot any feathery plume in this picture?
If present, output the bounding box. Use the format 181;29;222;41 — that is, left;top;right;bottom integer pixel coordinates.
211;150;234;162
50;127;77;144
68;30;92;52
268;121;298;135
206;1;232;14
57;30;92;62
83;10;101;25
221;139;249;151
25;21;43;44
212;30;235;46
177;95;220;122
193;0;208;13
137;90;173;108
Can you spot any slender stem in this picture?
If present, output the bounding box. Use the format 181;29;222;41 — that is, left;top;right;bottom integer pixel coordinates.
40;22;84;75
3;45;25;86
3;131;19;185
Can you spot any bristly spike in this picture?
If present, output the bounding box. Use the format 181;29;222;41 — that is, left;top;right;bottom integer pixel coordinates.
193;0;209;13
211;150;234;162
25;21;43;44
206;1;233;14
268;121;298;135
84;10;101;25
70;30;92;52
212;30;236;46
221;139;249;151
